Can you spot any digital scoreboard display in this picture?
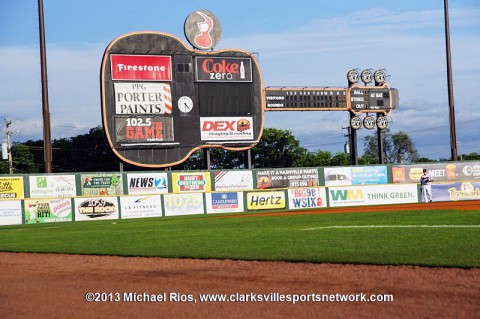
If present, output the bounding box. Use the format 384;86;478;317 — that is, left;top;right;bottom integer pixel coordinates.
265;85;398;115
265;88;348;110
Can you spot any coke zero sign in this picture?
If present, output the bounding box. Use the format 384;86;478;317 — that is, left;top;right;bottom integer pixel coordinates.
195;57;252;82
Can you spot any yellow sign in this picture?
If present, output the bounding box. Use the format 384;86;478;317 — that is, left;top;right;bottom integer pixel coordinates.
172;172;211;193
247;191;285;210
0;176;24;199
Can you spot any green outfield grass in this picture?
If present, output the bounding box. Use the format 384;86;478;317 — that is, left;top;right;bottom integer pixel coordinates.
0;209;479;267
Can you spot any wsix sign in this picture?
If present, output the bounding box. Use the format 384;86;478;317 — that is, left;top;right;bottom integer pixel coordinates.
101;32;264;168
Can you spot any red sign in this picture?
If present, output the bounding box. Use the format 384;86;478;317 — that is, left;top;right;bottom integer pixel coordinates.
110;55;172;81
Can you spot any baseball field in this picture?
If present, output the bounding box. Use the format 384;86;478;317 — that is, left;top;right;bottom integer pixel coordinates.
0;201;479;318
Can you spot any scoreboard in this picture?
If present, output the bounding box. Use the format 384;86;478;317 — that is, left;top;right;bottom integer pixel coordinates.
265;84;398;114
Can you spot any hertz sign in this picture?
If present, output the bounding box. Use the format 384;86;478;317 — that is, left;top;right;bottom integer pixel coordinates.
101;32;264;168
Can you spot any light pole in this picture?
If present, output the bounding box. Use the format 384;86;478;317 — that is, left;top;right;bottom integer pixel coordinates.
444;0;458;161
457;140;462;161
5;121;14;174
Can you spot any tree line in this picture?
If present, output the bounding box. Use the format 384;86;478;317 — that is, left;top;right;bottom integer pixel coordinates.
1;126;479;174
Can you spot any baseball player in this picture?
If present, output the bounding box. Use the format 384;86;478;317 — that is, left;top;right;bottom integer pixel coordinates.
420;169;433;203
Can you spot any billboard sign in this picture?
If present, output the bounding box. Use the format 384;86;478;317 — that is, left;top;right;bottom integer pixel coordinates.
120;195;163;219
163;193;204;216
110;55;172;81
195;57;252;82
256;168;319;189
288;188;327;210
127;173;168;194
431;182;480;202
328;184;418;207
200;117;253;141
206;192;244;214
0;176;24;199
74;197;119;221
391;162;480;183
24;198;72;223
0;200;22;226
29;175;76;198
213;170;254;191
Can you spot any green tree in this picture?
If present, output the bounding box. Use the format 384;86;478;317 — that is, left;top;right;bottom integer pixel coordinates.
391;131;419;163
0;143;39;174
362;129;419;164
251;128;306;168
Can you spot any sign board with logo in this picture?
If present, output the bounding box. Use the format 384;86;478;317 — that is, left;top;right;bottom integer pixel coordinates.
328;184;418;207
246;191;286;210
324;166;387;186
0;200;22;226
74;197;119;221
120;195;163;218
80;174;123;196
431;182;480;202
200;117;253;141
127;173;168;194
24;198;72;223
213;170;254;191
101;32;264;168
206;192;244;214
171;172;211;193
0;176;24;199
256;168;319;189
163;193;204;216
391;162;480;184
29;175;76;198
288;188;327;210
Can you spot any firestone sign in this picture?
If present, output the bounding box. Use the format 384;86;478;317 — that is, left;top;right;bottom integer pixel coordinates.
110;55;172;81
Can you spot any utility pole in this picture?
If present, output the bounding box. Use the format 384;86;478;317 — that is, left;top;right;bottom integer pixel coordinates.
5;121;14;174
444;0;458;161
38;0;52;172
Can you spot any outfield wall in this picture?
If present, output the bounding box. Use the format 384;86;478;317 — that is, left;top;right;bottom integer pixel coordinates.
0;161;479;226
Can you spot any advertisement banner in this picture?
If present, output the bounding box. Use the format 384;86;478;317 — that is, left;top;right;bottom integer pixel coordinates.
247;191;286;210
29;175;76;198
163;193;204;216
172;172;211;193
24;198;72;224
74;197;119;221
431;182;480;202
256;168;319;189
200;117;253;141
127;173;168;194
288;188;327;210
110;54;172;81
206;192;244;214
0;200;22;226
80;174;123;196
115;116;174;143
392;162;480;183
214;170;253;191
195;57;252;82
114;82;172;115
120;195;163;219
328;184;418;207
324;166;387;186
0;176;24;199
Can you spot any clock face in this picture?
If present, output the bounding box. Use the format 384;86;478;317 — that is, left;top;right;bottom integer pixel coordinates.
178;96;193;113
347;69;359;83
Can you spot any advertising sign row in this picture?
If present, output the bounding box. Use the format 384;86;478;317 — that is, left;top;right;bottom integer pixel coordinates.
2;162;480;201
1;183;425;226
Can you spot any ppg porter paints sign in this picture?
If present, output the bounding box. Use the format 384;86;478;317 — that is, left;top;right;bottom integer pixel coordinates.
101;30;264;168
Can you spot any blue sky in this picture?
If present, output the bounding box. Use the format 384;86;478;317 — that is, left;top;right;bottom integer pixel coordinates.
1;0;479;160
